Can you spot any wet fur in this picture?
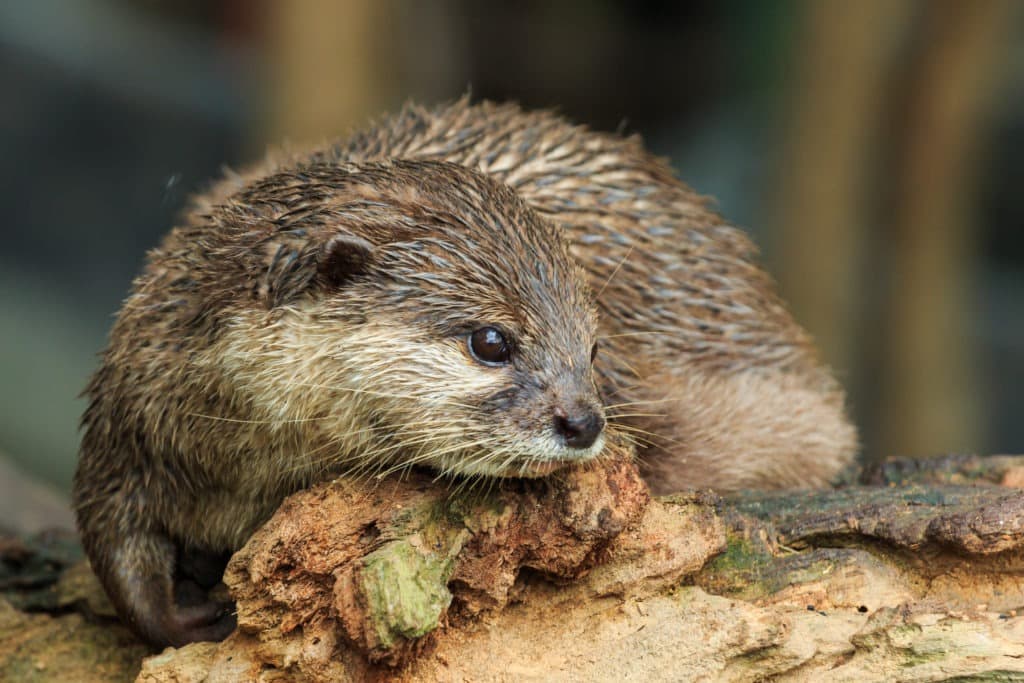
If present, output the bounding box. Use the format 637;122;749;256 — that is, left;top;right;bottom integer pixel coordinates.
74;99;856;646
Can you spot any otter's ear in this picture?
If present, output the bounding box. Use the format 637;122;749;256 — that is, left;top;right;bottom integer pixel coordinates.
317;234;374;289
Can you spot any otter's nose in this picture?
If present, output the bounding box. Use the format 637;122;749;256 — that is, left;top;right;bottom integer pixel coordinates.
553;406;605;450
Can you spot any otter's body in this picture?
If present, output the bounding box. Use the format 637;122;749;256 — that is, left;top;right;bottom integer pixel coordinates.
74;100;856;647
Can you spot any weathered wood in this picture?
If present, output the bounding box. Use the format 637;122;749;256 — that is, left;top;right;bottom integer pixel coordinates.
863;452;1024;488
4;455;1024;681
0;530;146;682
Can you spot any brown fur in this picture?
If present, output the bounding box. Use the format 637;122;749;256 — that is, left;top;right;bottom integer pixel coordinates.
73;99;856;647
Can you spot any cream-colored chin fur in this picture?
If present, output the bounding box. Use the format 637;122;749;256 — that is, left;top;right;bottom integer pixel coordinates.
212;310;595;481
435;431;607;478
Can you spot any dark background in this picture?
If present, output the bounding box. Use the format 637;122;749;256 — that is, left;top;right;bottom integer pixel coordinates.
1;0;1021;529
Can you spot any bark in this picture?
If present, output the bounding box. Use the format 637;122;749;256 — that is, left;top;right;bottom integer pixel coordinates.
3;452;1024;682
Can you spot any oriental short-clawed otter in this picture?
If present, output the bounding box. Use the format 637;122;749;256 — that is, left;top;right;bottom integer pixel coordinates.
74;99;857;647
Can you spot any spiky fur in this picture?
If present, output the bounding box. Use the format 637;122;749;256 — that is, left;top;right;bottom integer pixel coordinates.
74;99;857;646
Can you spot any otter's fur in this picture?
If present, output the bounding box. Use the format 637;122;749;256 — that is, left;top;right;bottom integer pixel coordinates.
74;99;856;647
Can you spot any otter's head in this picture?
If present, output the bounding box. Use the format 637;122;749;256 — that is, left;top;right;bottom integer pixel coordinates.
225;160;605;479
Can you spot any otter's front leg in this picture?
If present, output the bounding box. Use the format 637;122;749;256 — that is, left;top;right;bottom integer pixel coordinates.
93;528;236;647
74;429;237;646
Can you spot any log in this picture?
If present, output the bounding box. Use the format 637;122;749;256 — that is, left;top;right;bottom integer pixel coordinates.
3;453;1024;681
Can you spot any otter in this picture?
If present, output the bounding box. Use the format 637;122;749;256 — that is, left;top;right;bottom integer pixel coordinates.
74;99;857;647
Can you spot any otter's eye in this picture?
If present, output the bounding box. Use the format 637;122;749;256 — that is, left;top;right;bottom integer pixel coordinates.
469;327;511;365
590;341;599;363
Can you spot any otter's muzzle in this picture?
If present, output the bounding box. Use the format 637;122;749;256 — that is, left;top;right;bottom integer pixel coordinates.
553;405;605;450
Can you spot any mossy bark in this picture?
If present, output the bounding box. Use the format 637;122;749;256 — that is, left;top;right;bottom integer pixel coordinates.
4;454;1024;682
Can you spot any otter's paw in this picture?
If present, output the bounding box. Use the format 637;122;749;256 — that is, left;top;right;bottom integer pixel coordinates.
154;600;237;647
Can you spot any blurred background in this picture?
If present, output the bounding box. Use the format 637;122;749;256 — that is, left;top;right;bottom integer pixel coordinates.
1;0;1022;531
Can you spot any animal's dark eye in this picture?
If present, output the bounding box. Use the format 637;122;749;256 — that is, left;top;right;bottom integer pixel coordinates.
590;341;599;363
469;327;511;365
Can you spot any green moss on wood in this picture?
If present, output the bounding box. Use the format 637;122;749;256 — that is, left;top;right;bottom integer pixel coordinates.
698;535;776;599
357;507;471;651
